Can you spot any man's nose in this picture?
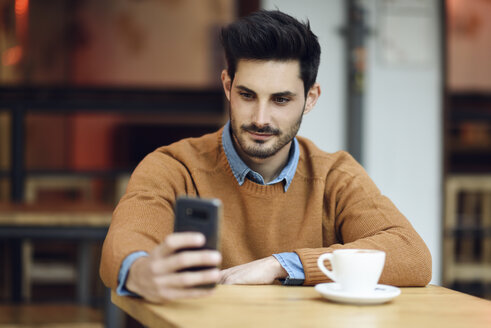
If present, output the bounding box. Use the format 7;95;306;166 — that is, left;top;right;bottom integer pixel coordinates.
251;101;270;126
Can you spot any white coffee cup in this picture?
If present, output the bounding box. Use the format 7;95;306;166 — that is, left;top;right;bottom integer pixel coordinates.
317;249;386;294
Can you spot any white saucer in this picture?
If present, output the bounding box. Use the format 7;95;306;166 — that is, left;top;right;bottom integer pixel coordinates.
315;283;401;305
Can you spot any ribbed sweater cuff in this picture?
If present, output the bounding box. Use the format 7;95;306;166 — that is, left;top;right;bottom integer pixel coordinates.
295;248;336;286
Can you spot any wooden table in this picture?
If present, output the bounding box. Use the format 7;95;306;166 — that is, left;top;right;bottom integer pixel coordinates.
112;285;491;328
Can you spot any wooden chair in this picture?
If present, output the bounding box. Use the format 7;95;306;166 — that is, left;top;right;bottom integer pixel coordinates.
0;203;114;327
443;175;491;286
22;177;94;302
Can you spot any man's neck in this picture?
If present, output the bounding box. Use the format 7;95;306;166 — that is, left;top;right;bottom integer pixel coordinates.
234;140;292;184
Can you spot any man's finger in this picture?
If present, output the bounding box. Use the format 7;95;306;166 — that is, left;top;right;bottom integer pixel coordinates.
156;250;221;274
155;232;206;257
159;268;221;289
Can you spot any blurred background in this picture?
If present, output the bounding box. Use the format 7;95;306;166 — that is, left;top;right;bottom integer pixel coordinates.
0;0;490;327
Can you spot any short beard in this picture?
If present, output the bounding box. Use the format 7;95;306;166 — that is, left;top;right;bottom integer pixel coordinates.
230;108;303;159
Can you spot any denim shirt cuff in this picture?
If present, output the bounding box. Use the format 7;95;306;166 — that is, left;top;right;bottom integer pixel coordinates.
116;251;149;296
273;252;305;286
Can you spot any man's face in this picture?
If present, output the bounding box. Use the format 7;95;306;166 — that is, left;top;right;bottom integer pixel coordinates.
222;60;317;162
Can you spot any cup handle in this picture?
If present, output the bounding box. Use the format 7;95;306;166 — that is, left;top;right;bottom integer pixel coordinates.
317;253;336;282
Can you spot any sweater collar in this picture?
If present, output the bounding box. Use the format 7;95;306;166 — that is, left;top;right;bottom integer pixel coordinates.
221;121;299;192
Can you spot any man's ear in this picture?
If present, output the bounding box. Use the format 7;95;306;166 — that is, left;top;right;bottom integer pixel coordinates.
221;69;232;101
303;83;321;115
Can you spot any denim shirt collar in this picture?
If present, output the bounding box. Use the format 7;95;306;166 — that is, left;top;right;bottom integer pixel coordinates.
222;121;299;192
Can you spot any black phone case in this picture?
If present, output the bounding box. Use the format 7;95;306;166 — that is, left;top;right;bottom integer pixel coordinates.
173;196;222;288
174;196;221;250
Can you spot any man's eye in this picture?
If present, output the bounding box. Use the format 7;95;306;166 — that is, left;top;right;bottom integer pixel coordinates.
239;92;254;99
274;97;290;104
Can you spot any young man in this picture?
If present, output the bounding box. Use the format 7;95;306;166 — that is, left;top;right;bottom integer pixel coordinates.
100;10;431;303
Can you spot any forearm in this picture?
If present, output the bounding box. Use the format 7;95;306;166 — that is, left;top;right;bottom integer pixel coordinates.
219;256;288;285
100;151;193;289
295;228;432;286
100;222;161;289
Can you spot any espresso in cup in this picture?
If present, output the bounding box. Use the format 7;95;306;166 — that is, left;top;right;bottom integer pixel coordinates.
317;249;386;294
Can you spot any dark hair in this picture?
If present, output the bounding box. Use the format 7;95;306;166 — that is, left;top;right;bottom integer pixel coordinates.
220;10;321;95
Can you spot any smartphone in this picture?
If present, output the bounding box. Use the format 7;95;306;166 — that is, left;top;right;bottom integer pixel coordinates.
173;196;222;287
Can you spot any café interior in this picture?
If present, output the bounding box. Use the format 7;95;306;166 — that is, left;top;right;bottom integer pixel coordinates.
0;0;490;327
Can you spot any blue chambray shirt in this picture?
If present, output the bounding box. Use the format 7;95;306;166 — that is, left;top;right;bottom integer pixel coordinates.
221;122;304;285
117;122;305;296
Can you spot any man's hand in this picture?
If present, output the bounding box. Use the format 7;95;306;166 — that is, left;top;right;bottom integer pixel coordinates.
219;256;288;285
125;232;222;303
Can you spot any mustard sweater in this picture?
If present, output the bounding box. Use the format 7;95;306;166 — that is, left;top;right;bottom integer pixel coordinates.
100;128;432;288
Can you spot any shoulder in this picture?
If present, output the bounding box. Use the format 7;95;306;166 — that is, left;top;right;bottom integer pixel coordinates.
159;128;221;157
296;136;364;180
296;136;381;199
128;128;223;187
149;128;223;168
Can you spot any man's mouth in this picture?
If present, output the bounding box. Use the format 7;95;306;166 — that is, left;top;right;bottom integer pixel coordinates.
242;125;279;138
247;131;274;140
242;126;280;142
